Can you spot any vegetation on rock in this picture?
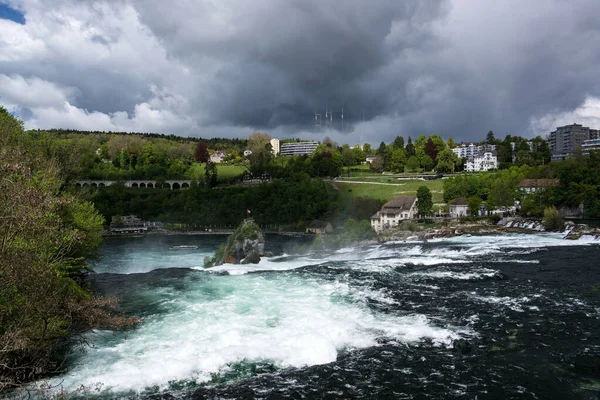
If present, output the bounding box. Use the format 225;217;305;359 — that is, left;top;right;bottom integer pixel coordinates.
204;219;265;267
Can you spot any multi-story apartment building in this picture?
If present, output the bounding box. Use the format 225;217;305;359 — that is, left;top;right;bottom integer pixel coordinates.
548;124;599;160
452;143;497;161
280;141;319;156
452;143;497;171
269;138;280;155
465;152;498;172
581;138;600;154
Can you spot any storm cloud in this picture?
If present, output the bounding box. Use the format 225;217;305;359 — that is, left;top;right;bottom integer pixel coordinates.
1;0;600;143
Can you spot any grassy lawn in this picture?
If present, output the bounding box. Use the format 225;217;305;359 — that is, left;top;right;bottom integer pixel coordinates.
331;179;445;203
187;163;246;181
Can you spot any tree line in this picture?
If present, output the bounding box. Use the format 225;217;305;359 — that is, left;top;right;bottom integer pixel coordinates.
0;109;139;392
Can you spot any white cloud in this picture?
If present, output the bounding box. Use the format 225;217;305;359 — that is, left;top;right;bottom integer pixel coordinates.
529;96;600;136
0;74;78;108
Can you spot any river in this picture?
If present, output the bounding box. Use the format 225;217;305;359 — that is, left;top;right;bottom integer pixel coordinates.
43;233;600;399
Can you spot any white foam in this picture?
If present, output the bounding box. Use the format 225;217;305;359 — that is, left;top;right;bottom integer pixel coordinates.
470;295;532;312
408;268;501;280
52;273;463;395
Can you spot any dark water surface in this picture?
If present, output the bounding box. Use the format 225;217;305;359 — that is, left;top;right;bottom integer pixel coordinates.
49;234;600;399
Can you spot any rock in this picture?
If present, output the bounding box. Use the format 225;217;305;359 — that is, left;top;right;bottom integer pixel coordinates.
241;250;261;264
564;232;582;240
204;218;265;267
223;255;237;264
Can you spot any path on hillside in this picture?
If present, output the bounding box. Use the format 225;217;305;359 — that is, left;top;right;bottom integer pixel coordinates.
332;180;408;186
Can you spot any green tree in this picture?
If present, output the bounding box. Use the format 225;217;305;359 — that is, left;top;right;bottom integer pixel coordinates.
467;196;482;216
405;137;415;158
0;107;138;388
420;155;434;172
389;148;407;172
406;156;420;172
486;130;496;144
435;149;457;173
447;137;457;148
392;135;405;150
205;160;218;188
416;186;433;217
414;134;427;150
543;206;564;232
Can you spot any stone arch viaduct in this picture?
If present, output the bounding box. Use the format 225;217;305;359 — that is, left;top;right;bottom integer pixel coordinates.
74;180;192;189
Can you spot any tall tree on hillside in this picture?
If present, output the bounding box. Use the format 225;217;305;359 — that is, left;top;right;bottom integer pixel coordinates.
425;138;438;162
414;134;427;150
194;140;209;163
393;135;405;150
416;186;433;218
486;130;496;144
421;155;434;172
435;149;457;173
205;160;218;188
405;136;416;158
447;137;457;148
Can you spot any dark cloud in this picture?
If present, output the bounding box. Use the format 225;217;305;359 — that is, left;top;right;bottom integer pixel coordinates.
2;0;600;143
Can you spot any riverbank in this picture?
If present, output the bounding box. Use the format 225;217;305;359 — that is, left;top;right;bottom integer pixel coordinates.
378;217;600;242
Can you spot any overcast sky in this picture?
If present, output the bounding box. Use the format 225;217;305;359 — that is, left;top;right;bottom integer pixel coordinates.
1;0;600;144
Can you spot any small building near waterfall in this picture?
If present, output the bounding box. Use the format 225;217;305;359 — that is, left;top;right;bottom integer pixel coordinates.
449;198;469;217
306;220;333;235
110;215;148;234
370;196;418;232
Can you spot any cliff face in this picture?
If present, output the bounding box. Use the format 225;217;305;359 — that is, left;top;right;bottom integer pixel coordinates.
205;219;265;267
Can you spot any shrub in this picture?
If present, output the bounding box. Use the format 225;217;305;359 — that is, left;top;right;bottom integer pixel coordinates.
543;206;564;232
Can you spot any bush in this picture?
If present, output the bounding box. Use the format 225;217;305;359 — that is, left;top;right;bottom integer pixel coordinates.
543;206;564;232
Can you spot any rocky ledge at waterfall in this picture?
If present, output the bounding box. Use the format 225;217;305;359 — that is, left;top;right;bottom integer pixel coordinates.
379;217;600;242
204;218;265;267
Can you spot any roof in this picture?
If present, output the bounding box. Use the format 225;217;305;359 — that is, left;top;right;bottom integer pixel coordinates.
381;196;417;213
519;179;559;188
306;220;330;229
449;198;468;206
370;211;381;220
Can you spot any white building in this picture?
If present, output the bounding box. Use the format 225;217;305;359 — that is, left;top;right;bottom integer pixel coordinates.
582;138;600;154
270;138;280;155
210;151;227;163
370;196;417;232
452;143;477;160
465;152;497;172
449;198;469;217
280;141;319;156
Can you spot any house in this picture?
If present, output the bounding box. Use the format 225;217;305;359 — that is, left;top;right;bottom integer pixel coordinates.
449;198;469;217
519;179;559;193
210;151;227;163
370;196;417;232
306;220;333;234
110;215;148;234
365;156;377;164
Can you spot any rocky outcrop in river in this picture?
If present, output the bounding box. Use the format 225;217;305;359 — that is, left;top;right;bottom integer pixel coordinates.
204;218;265;267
